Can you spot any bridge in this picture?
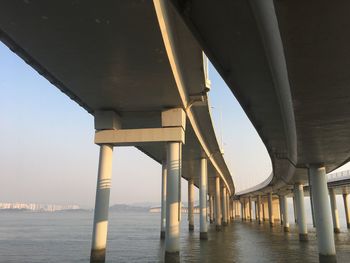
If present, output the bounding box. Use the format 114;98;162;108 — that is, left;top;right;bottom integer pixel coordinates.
1;0;350;262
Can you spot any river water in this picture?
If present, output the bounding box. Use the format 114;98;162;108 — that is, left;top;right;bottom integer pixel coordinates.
0;211;349;262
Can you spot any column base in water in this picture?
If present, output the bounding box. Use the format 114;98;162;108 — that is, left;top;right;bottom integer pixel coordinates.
216;225;222;231
334;228;340;234
200;232;208;240
299;233;308;242
189;224;194;231
165;251;180;263
269;222;274;227
283;226;290;232
160;231;165;239
347;223;350;229
210;219;214;224
319;254;337;263
223;222;228;226
90;249;106;263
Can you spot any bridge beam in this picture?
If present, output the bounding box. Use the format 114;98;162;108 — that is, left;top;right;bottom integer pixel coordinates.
199;157;208;239
309;165;336;262
329;188;340;233
215;177;222;231
343;193;350;228
90;144;114;263
188;179;195;232
160;161;167;239
294;183;308;241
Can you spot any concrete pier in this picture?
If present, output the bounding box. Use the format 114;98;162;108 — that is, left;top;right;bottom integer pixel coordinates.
222;187;228;226
294;184;308;241
91;144;114;263
188;179;195;231
226;193;230;223
199;157;208;239
215;177;222;231
279;196;283;225
282;195;290;232
160;161;167;239
209;195;214;223
257;195;262;224
248;196;252;222
309;165;336;262
268;193;274;227
293;196;298;224
165;142;182;262
343;193;350;228
329;188;340;233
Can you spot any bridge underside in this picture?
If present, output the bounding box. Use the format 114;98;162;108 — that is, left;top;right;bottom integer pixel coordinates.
170;0;350;193
0;0;233;194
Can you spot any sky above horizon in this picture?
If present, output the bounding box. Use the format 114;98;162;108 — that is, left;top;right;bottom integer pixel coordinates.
1;42;349;208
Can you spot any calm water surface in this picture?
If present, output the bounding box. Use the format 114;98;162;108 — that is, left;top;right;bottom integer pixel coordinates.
0;211;349;262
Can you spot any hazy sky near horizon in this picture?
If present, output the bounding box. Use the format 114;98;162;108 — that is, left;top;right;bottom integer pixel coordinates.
1;42;348;208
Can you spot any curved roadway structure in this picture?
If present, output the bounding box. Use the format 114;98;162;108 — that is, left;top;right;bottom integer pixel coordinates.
170;0;350;196
0;0;234;195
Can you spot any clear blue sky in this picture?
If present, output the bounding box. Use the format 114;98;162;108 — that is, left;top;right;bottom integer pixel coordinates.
1;41;345;208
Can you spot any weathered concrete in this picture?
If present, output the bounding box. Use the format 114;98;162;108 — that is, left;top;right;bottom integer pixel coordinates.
294;183;308;241
309;165;336;261
199;158;208;239
91;145;114;263
160;161;167;239
165;142;182;259
329;188;340;233
188;179;194;231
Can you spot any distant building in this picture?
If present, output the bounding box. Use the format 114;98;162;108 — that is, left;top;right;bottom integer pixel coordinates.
0;202;80;212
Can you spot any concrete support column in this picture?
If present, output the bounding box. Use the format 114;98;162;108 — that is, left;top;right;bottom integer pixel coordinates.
226;193;230;223
282;195;289;232
91;145;114;263
268;193;274;227
343;193;350;228
294;183;308;241
160;161;167;239
188;179;194;231
279;196;284;225
282;195;290;232
257;195;262;224
248;196;252;222
241;199;246;221
262;202;265;221
199;157;208;239
309;165;336;262
215;177;222;231
165;142;182;261
209;195;214;223
293;196;298;224
222;187;228;226
329;188;340;233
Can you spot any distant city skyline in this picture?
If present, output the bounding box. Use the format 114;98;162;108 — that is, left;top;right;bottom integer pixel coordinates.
1;42;349;208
